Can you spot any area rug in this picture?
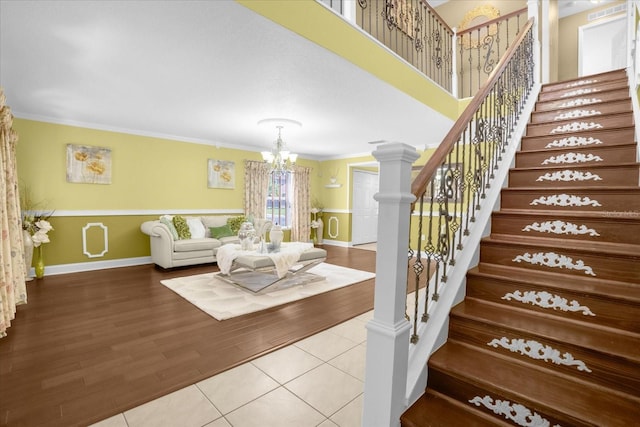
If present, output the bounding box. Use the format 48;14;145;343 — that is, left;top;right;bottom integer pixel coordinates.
160;263;375;320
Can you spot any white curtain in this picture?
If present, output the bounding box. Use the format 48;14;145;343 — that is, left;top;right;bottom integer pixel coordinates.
243;160;270;220
0;89;27;338
291;165;311;242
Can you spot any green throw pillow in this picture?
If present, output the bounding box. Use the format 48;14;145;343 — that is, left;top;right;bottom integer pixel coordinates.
172;215;191;240
160;216;179;240
227;215;246;234
210;224;234;239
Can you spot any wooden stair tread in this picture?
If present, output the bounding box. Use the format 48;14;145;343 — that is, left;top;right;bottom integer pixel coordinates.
471;263;640;303
501;185;640;191
520;125;635;143
401;390;512;427
428;341;640;426
516;141;637;154
534;89;632;112
510;162;640;172
451;299;640;361
540;69;626;91
494;208;640;220
484;233;640;258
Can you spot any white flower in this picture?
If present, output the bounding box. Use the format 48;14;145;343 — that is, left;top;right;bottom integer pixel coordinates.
32;230;51;247
34;220;53;233
27;219;54;247
310;208;320;214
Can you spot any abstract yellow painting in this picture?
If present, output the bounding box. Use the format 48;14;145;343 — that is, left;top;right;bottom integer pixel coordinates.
66;144;112;184
208;159;235;189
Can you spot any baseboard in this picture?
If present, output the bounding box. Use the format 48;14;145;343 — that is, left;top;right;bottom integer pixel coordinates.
31;256;153;277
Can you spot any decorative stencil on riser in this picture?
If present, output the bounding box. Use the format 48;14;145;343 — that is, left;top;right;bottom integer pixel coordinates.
522;220;600;237
553;110;601;121
561;88;600;97
541;153;603;165
550;122;603;134
512;252;596;276
529;194;602;207
565;79;597;88
558;98;602;108
487;337;592;372
545;136;603;148
469;395;562;427
536;170;602;182
502;290;596;316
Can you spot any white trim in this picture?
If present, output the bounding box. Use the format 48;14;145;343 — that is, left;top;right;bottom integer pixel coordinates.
320;239;350;247
82;222;109;258
37;257;152;276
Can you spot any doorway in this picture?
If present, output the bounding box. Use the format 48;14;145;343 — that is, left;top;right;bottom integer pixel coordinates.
351;169;379;245
578;14;626;77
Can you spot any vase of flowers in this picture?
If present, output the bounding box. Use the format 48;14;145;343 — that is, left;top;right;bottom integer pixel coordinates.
20;185;54;279
23;215;54;280
27;218;54;279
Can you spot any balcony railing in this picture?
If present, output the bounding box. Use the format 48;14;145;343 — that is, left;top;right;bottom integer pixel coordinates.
356;0;454;93
457;7;528;98
353;1;529;98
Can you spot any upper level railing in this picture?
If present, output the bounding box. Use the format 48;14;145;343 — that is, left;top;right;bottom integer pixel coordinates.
356;0;454;92
457;7;528;97
352;1;529;98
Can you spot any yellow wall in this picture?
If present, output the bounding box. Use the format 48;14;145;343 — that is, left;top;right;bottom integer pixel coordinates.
16;118;439;267
14;118;325;267
557;0;626;81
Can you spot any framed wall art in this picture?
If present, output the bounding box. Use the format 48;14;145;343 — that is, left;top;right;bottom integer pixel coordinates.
208;159;235;189
66;144;112;184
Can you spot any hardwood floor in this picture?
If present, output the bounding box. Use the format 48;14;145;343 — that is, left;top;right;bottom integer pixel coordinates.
0;246;376;427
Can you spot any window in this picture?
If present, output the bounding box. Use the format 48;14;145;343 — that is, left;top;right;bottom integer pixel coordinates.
266;171;293;227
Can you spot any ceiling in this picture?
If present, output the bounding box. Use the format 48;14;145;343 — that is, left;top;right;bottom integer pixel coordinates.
0;1;454;161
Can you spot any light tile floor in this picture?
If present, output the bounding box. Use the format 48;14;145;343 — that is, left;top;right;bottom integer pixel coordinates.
91;310;374;427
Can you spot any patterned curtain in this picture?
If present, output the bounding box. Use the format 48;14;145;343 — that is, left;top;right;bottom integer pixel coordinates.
243;160;270;220
291;165;311;242
0;89;27;338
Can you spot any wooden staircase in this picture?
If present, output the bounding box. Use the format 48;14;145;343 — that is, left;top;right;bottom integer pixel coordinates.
401;69;640;426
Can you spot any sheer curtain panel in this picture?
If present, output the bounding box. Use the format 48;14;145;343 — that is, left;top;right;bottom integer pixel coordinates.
291;165;311;242
244;160;270;220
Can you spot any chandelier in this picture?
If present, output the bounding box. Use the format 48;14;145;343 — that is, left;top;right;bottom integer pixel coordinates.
259;119;300;173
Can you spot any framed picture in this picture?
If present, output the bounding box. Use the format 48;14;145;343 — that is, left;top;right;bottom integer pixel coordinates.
208;159;235;189
66;144;112;184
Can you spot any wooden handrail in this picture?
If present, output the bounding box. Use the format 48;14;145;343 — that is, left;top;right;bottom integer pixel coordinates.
411;17;534;199
457;7;527;37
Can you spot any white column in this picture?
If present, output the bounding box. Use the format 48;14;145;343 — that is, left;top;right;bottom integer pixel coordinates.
363;143;419;427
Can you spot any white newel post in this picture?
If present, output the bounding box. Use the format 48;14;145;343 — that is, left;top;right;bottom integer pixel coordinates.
363;143;419;427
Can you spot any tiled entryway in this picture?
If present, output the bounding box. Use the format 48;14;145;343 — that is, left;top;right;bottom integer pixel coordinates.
91;310;372;427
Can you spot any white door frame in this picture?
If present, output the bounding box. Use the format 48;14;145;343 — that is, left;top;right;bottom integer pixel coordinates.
350;167;379;246
578;14;627;77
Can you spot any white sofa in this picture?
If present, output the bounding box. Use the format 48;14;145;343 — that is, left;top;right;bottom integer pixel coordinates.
140;215;242;269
